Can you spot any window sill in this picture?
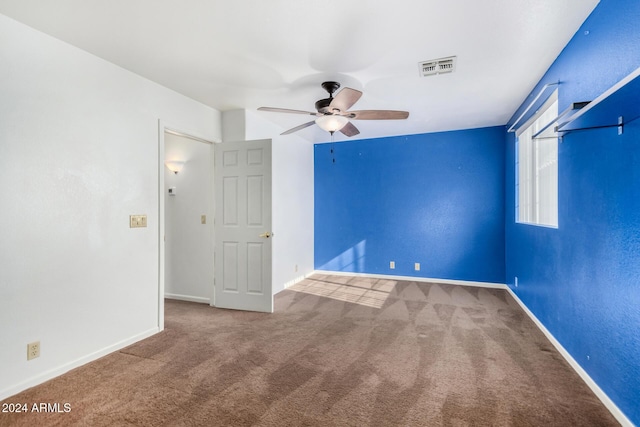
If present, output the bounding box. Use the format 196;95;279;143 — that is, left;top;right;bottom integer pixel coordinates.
516;221;558;229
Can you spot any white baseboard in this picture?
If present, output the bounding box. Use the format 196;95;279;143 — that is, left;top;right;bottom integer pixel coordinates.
312;270;505;289
0;327;159;402
312;270;632;426
164;293;210;304
505;287;633;427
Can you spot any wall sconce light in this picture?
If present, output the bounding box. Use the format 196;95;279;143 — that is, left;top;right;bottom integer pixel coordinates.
165;160;185;174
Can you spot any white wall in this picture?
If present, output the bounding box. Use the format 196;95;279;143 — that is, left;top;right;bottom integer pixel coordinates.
270;132;315;293
0;14;221;399
164;133;214;303
222;110;315;294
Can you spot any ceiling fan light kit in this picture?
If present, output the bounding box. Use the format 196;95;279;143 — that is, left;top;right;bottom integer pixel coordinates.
258;81;409;137
315;115;348;133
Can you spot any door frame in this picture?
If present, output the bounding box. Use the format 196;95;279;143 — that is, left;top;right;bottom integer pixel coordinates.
157;120;218;330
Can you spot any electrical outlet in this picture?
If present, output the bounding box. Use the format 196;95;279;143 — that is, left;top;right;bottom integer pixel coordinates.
390;261;395;269
27;341;40;360
129;214;147;228
201;215;206;224
414;262;421;271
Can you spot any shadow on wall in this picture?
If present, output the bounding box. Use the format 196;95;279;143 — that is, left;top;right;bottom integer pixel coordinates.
317;239;367;272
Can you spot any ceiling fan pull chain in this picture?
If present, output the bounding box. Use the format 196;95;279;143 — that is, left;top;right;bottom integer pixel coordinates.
330;132;336;163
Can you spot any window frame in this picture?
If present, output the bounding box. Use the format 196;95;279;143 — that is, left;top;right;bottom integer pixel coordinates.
515;90;559;228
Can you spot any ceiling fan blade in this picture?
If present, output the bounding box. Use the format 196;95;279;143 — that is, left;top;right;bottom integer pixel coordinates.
329;88;362;113
348;110;410;120
339;121;360;137
281;120;316;135
258;107;318;116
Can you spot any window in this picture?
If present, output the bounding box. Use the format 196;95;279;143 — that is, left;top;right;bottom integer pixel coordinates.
516;91;558;227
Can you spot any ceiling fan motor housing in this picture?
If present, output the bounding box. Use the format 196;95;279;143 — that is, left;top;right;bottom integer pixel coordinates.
315;98;333;113
316;81;341;114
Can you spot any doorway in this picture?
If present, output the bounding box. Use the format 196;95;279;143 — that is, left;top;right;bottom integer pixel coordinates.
164;131;214;303
158;123;274;330
158;124;215;330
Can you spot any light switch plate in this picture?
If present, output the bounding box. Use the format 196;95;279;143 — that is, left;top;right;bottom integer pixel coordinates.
201;215;206;224
130;215;147;228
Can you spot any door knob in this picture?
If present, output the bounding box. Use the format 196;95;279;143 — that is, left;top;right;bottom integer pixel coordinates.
259;231;273;238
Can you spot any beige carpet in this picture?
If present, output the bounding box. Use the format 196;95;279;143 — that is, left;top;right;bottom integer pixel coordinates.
0;274;619;426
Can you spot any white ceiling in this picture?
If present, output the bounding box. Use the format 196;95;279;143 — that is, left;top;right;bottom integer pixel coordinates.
0;0;599;142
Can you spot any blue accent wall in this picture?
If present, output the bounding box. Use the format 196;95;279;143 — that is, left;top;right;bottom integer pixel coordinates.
314;127;505;284
505;0;640;423
314;1;640;423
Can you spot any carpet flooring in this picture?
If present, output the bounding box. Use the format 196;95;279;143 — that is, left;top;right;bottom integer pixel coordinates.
0;274;619;426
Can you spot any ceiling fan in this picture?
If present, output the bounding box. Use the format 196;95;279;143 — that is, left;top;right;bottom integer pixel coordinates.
258;81;409;137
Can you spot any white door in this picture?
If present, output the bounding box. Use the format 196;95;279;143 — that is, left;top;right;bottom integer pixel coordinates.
214;139;273;313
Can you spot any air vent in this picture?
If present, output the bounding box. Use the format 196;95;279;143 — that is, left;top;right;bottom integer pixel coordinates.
419;56;457;77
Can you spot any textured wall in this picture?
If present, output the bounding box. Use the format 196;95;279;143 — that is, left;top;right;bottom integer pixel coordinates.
505;0;640;423
0;15;220;399
315;127;505;284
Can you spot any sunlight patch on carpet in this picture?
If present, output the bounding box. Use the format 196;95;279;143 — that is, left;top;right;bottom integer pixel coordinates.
289;277;394;308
